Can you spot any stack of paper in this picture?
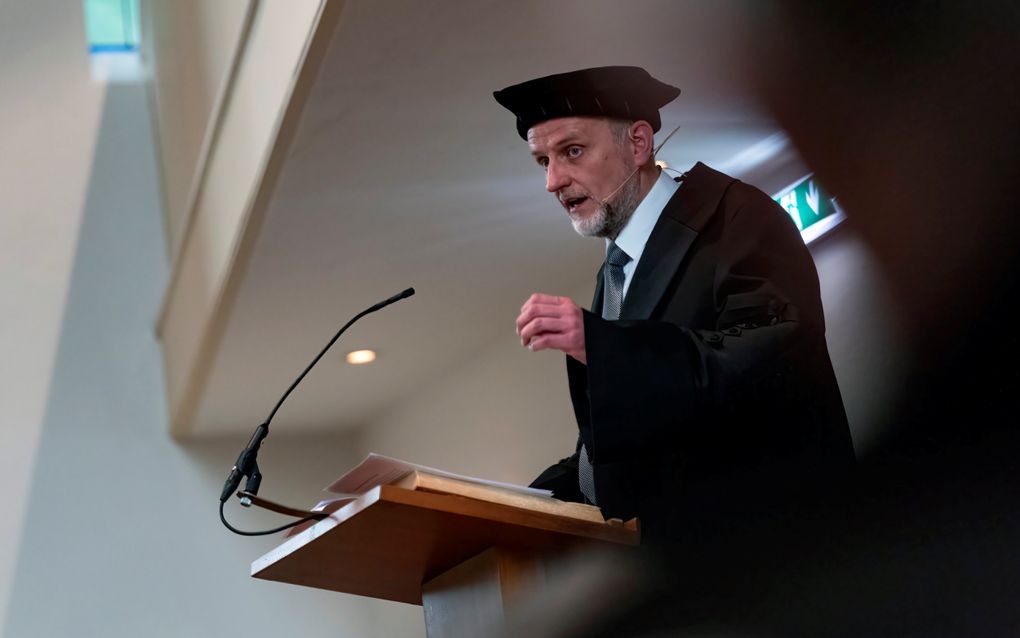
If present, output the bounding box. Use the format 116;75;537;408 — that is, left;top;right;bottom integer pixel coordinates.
310;453;602;523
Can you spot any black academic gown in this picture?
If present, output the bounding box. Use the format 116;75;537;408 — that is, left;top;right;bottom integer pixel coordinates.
531;162;856;543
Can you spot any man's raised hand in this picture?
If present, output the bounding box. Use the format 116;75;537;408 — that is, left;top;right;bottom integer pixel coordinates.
515;293;586;364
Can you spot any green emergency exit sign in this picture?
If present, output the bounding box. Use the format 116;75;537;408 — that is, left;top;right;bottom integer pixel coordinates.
773;175;845;244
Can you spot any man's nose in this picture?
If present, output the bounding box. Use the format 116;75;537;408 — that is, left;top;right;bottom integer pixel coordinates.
545;160;570;193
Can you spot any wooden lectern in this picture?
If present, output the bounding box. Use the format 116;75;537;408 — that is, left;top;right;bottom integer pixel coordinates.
251;484;639;637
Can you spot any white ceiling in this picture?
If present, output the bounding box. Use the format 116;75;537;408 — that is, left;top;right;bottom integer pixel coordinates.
191;0;800;437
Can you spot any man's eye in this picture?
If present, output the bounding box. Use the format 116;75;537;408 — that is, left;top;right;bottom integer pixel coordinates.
566;146;583;158
537;158;549;170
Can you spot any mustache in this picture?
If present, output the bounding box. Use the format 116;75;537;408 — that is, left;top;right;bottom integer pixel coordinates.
557;189;593;205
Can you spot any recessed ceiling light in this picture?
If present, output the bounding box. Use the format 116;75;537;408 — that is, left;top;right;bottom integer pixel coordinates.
345;349;376;365
655;160;669;170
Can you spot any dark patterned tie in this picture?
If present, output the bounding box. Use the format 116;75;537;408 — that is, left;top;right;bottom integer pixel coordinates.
579;242;632;504
601;242;632;321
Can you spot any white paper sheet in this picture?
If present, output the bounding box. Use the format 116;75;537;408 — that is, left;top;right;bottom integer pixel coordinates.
324;453;553;498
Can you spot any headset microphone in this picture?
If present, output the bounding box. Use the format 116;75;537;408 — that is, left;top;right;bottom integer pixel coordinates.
592;124;682;208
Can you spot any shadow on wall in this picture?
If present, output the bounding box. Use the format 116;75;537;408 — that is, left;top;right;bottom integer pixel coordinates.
4;83;420;638
808;224;904;457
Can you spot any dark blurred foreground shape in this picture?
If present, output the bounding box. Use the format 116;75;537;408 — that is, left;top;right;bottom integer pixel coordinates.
500;3;1020;636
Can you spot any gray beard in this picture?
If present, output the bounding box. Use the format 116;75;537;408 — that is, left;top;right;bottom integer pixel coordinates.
571;172;642;240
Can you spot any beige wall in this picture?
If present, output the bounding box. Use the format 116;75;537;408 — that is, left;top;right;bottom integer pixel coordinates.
359;283;595;485
0;0;104;626
1;55;402;638
0;2;401;634
154;0;337;439
141;0;254;259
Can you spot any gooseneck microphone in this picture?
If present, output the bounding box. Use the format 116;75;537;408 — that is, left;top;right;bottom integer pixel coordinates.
219;287;415;536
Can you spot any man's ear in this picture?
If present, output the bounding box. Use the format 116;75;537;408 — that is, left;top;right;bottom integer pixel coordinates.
628;121;655;166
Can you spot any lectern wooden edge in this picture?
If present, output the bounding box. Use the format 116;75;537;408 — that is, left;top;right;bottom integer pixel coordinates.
251;484;639;637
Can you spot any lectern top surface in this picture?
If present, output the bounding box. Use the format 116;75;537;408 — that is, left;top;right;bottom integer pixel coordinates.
251;484;638;605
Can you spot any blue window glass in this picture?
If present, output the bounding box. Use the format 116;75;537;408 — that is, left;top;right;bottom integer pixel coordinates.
84;0;139;53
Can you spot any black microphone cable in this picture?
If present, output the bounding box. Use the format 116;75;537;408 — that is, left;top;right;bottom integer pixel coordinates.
219;287;415;536
219;503;325;537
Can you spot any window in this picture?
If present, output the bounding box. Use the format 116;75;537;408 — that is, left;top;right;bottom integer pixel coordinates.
84;0;139;53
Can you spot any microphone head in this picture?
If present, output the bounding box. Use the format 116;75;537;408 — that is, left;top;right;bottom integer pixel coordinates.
372;287;416;311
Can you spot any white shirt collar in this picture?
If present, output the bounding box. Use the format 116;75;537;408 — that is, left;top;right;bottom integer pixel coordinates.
610;169;680;279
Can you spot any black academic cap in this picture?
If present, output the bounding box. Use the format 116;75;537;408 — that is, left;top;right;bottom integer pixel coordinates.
493;66;680;140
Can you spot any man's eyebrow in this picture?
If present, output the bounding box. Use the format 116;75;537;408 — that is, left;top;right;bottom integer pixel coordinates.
530;134;584;156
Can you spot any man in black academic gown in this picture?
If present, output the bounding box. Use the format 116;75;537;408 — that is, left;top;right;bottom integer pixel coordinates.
496;66;855;544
